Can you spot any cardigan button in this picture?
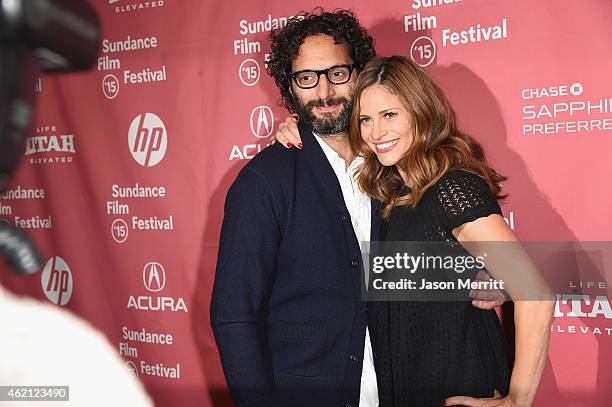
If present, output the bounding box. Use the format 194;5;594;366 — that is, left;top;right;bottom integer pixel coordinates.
341;215;349;222
351;259;360;267
350;354;360;364
342;403;352;407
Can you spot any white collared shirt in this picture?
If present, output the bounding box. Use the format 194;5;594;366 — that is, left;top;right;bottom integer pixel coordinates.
314;134;379;407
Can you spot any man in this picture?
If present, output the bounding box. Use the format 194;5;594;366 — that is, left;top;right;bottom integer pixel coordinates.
210;8;504;407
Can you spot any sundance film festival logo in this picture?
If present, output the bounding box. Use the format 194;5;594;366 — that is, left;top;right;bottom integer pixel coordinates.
410;36;436;67
102;74;120;99
112;218;129;243
41;256;73;306
0;203;11;217
239;58;260;87
128;113;167;167
110;0;165;14
125;361;139;379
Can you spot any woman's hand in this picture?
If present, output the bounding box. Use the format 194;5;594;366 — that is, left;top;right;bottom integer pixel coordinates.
446;390;520;406
469;269;508;310
270;116;303;148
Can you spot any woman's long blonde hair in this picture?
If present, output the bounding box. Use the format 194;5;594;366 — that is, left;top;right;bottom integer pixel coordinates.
349;56;506;219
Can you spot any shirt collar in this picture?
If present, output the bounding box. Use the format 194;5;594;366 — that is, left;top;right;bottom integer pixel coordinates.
312;132;364;171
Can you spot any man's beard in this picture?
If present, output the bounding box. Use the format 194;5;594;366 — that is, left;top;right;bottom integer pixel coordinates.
293;95;353;135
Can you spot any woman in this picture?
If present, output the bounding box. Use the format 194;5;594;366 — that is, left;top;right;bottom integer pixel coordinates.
273;55;554;406
350;56;553;406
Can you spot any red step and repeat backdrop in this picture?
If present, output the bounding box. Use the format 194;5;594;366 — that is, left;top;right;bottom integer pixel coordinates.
0;0;610;405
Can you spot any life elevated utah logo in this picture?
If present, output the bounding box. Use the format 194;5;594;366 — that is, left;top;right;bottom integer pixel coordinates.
41;256;73;306
128;113;168;167
26;125;76;165
109;0;165;14
553;291;611;337
127;262;188;312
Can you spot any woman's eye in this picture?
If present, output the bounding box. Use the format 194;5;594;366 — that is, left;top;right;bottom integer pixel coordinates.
384;112;397;119
359;117;371;125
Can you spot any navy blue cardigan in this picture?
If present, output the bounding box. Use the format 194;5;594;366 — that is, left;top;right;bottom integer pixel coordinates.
210;126;381;407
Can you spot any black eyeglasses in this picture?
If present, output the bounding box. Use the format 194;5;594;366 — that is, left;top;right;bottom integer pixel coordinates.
291;64;355;89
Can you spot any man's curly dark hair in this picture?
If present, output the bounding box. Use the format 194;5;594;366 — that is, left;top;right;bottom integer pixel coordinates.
267;8;376;113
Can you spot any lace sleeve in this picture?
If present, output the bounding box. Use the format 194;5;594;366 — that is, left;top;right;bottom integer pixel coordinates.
435;170;503;231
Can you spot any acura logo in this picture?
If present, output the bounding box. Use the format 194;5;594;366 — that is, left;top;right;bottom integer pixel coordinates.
250;106;274;138
143;262;166;292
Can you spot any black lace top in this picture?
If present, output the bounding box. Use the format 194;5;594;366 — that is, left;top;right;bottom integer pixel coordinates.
369;170;511;406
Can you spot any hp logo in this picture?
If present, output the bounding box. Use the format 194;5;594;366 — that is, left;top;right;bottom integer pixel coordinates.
128;113;168;167
41;256;73;306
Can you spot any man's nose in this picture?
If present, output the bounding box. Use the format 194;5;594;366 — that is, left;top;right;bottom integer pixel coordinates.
315;74;335;101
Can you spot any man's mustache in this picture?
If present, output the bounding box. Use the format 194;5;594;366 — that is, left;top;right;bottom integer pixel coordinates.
305;97;349;109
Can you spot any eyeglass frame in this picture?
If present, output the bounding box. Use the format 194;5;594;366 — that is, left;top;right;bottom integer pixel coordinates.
291;64;356;89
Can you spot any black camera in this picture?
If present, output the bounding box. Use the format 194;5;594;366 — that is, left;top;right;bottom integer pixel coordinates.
0;0;99;273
